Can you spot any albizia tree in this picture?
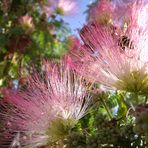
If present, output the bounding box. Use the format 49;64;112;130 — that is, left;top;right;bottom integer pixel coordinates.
0;61;91;148
68;0;148;94
1;0;148;148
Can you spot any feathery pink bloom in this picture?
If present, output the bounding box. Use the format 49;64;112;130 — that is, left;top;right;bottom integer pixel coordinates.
19;15;35;33
40;0;55;18
57;0;77;15
40;0;77;17
0;61;91;147
88;0;134;26
88;0;114;24
68;0;148;93
41;5;53;18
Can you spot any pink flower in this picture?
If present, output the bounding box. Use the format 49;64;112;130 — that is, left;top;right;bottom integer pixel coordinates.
88;0;114;24
113;0;148;28
0;61;91;147
57;0;77;15
41;5;53;17
40;0;55;18
112;0;132;26
87;0;134;26
68;0;148;94
40;0;77;16
19;15;35;33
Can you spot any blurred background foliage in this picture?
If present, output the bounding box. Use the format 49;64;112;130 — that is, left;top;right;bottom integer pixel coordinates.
0;0;72;88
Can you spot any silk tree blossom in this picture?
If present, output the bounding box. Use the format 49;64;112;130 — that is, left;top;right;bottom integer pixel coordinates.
67;0;148;94
40;0;56;18
40;0;77;17
111;0;148;28
88;0;114;25
19;15;35;33
124;0;148;62
0;61;91;148
88;0;134;26
112;0;134;22
41;5;53;18
56;0;77;15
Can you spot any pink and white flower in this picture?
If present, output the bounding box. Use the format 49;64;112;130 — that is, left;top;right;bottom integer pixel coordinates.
88;0;114;24
68;0;148;94
19;15;35;33
0;61;91;147
40;0;56;18
57;0;77;15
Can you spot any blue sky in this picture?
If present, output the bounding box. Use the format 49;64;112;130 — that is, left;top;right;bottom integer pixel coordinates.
63;0;95;36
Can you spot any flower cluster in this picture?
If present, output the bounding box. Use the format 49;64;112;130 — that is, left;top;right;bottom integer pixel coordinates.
1;0;148;147
68;0;148;94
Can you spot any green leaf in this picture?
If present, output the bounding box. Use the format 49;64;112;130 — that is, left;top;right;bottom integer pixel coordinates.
0;61;7;78
9;27;24;36
0;34;7;46
117;92;127;119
